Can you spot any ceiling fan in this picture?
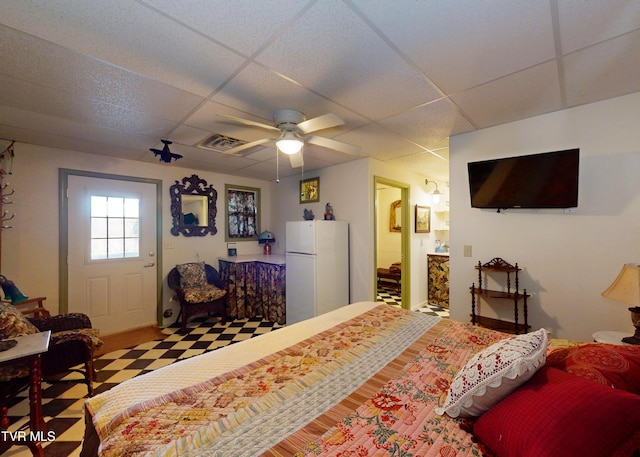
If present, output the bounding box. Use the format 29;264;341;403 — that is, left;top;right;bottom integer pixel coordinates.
219;109;360;168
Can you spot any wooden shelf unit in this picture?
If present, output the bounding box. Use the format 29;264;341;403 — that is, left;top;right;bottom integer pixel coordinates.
470;257;530;334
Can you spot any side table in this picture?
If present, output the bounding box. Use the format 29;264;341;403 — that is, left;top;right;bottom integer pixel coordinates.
592;330;633;346
0;331;51;456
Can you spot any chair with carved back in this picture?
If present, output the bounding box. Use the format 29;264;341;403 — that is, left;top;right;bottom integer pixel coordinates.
167;262;227;335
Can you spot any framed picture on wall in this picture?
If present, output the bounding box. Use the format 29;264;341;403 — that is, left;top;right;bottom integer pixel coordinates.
300;177;320;203
415;205;430;233
225;184;260;241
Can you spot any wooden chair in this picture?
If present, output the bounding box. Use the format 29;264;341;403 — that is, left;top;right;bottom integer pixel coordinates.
14;296;50;319
168;263;227;335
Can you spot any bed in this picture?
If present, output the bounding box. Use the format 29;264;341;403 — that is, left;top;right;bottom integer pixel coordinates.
81;301;640;457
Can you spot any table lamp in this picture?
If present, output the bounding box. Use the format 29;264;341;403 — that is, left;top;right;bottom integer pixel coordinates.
601;263;640;345
258;230;276;255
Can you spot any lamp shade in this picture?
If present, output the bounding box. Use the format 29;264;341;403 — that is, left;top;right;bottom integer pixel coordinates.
602;263;640;306
258;230;275;245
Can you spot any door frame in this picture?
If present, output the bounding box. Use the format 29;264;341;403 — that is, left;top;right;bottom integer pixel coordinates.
58;169;163;324
374;176;410;309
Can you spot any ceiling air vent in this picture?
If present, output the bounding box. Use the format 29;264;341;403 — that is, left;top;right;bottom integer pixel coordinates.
197;133;255;156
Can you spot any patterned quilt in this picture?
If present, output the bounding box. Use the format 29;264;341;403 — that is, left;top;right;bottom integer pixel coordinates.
94;306;508;457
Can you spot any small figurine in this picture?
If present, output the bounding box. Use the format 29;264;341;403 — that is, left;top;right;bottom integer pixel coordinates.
303;208;315;220
324;202;335;220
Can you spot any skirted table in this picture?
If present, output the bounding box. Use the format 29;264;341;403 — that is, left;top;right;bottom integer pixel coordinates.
427;253;450;308
218;255;286;324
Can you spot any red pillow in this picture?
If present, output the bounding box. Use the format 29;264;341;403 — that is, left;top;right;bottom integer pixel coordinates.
473;366;640;457
546;343;640;394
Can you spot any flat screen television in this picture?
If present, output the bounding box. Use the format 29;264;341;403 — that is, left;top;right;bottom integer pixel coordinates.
468;148;579;209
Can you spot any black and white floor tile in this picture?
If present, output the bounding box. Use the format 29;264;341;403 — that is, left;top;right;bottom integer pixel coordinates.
2;296;447;457
376;285;450;318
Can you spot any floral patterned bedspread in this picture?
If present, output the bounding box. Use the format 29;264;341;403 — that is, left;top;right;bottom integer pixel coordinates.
264;317;507;457
94;306;507;457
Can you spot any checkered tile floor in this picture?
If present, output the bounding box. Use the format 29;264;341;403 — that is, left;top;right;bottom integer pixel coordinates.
2;316;283;457
2;296;447;456
376;285;450;318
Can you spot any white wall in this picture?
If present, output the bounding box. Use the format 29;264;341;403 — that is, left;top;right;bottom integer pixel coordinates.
450;92;640;341
3;144;272;325
271;158;372;303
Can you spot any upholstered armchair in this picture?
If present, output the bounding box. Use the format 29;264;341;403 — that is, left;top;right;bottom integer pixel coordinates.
0;302;103;397
168;262;227;334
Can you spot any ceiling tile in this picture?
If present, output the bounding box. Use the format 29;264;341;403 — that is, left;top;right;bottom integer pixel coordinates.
0;0;246;97
336;123;423;161
0;75;179;138
256;1;441;119
353;0;556;95
386;151;449;182
451;61;562;129
557;0;640;53
210;63;369;131
141;0;313;57
563;30;640;107
381;99;475;150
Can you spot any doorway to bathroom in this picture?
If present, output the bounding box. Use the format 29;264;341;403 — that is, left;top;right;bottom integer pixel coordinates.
374;176;410;309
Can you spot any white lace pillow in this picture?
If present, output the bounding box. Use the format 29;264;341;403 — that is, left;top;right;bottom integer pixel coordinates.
435;328;547;418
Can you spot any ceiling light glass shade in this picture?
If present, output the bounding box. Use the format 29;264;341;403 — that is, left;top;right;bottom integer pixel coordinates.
425;179;441;204
277;132;303;155
431;189;442;204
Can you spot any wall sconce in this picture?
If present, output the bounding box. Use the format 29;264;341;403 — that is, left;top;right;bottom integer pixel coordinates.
425;179;442;204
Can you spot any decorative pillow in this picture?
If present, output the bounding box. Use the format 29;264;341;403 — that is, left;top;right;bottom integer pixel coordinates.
176;262;207;289
435;328;547;418
0;302;39;339
473;366;640;457
546;343;640;394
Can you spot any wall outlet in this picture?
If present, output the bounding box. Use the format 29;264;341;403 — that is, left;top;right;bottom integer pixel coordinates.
464;245;473;257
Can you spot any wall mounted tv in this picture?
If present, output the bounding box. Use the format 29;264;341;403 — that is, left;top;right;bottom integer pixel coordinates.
467;148;579;209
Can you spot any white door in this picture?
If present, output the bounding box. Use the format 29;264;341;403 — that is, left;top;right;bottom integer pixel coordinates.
67;176;158;334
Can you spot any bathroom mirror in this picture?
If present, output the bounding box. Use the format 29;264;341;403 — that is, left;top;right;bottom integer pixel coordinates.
170;174;217;236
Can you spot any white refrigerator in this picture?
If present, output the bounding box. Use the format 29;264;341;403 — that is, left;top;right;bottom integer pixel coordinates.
285;220;349;325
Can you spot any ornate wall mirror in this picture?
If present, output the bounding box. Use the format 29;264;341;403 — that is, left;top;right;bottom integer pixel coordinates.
390;199;401;232
170;174;217;236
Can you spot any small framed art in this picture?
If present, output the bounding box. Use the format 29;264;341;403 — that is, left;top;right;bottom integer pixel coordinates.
300;177;320;203
415;205;430;233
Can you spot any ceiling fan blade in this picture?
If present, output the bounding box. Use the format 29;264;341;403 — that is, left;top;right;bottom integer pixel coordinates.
217;114;280;132
297;113;344;134
224;138;272;155
306;135;361;155
287;151;304;168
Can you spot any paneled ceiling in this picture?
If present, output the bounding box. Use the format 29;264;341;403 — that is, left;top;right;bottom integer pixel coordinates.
1;1;640;181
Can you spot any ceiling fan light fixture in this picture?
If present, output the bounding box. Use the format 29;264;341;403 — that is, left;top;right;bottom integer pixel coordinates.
276;131;303;155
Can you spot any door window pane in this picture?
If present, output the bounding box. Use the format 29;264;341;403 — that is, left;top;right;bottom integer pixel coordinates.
90;196;140;260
